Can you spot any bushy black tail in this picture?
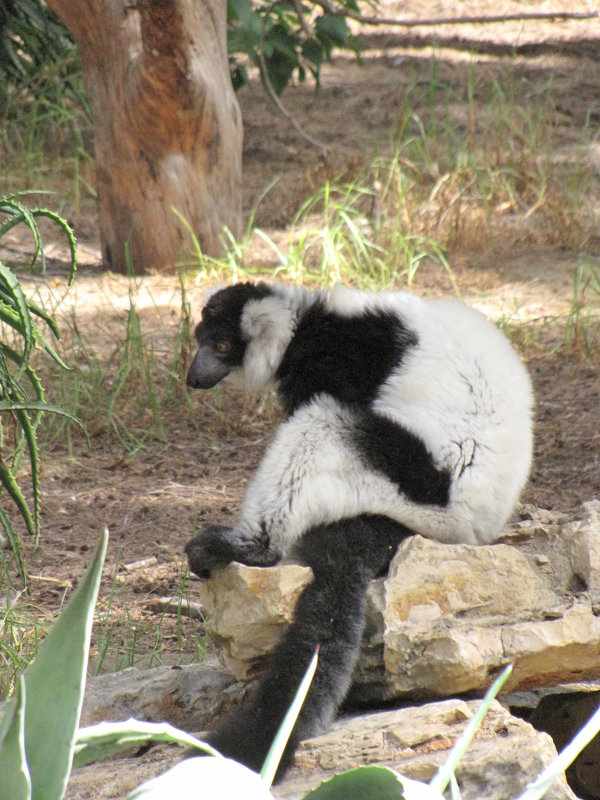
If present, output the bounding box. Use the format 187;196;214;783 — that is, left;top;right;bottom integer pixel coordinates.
206;514;411;781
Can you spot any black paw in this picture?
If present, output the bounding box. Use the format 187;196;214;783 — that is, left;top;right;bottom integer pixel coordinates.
185;524;235;579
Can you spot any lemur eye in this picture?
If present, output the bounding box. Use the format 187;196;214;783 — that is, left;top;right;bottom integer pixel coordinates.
215;341;230;355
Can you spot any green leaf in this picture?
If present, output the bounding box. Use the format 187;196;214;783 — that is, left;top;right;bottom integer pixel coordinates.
0;458;36;539
0;676;32;800
0;201;43;272
74;719;219;769
315;14;350;48
0;503;27;585
24;295;63;341
0;263;34;366
21;530;108;800
303;766;407;799
30;209;77;285
0;400;86;432
301;38;324;69
261;647;318;787
12;405;41;541
228;0;254;24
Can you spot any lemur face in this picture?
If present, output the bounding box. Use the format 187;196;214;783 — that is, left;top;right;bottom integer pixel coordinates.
186;283;272;389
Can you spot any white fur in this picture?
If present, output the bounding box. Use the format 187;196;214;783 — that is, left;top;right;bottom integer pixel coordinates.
240;296;297;391
231;285;533;555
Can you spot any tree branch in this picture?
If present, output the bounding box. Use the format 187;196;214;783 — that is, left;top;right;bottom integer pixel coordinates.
257;22;330;153
315;1;598;28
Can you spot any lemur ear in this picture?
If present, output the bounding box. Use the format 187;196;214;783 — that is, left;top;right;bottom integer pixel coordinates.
241;296;295;391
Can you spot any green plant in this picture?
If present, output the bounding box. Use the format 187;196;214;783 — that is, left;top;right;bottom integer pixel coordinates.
227;0;361;95
0;2;91;202
3;533;600;800
0;595;49;699
564;254;600;353
0;1;78;99
180;178;456;292
0;194;81;585
0;530;108;799
40;268;199;461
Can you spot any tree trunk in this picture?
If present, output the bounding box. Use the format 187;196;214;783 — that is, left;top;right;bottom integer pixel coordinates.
46;0;242;273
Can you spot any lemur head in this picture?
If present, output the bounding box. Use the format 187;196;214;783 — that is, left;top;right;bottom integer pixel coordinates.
186;282;298;391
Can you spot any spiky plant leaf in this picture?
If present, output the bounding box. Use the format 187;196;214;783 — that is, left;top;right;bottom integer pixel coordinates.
0;193;79;582
0;459;36;538
0;676;31;800
22;530;108;800
0;503;26;584
0;263;34;367
302;766;409;799
74;719;218;769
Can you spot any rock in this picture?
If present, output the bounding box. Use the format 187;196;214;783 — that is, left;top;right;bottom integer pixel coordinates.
377;534;600;698
197;562;313;679
66;697;577;800
80;658;242;731
274;699;576;800
379;534;563;697
564;500;600;611
196;505;600;701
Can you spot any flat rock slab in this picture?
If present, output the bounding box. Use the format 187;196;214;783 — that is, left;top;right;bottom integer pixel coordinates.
277;699;577;800
66;698;576;799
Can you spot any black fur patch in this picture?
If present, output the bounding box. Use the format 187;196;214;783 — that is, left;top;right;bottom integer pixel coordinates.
275;303;417;414
194;282;272;367
204;515;412;780
353;410;451;506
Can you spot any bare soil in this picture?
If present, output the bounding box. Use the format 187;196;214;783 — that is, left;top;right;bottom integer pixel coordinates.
2;0;600;682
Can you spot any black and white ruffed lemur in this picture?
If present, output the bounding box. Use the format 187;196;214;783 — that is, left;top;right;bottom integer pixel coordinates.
184;281;534;779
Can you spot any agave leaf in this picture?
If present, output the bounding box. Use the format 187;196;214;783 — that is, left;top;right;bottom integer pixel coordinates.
23;295;63;341
11;406;40;541
0;676;32;800
127;756;273;800
0;209;30;240
0;401;86;438
0;200;43;271
0;458;36;538
1;344;46;403
0;264;34;366
22;530;108;800
74;719;219;769
31;209;77;285
0;304;70;371
0;503;27;584
36;331;72;371
302;766;408;799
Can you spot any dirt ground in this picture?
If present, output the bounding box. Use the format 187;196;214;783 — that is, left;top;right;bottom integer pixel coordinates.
2;0;600;681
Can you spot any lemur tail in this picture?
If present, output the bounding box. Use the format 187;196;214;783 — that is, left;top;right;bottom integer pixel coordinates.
206;514;412;781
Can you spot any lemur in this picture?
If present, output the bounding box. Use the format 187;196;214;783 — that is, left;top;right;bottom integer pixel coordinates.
184;281;533;778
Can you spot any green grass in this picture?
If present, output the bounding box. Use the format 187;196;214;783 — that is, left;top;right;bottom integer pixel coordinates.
90;562;208;677
38;272;197;458
564;254;600;353
0;594;51;698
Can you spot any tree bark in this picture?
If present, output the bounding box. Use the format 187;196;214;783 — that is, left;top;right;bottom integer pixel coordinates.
46;0;242;273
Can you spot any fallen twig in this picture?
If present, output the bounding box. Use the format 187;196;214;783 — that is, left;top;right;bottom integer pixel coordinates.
315;2;598;28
